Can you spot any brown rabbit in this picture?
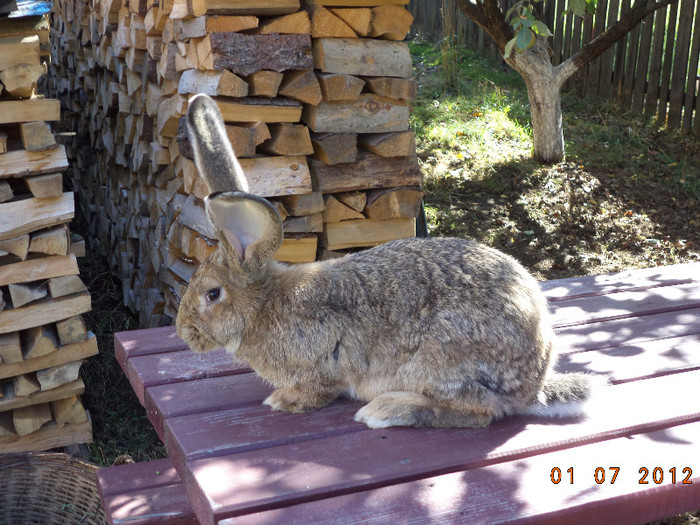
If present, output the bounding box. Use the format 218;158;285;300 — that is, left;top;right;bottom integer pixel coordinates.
175;94;593;429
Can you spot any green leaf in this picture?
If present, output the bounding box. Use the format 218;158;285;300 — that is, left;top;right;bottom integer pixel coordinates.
504;37;517;58
569;0;586;16
516;27;535;50
531;20;553;37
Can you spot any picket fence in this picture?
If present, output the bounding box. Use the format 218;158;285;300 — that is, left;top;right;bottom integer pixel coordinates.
409;0;700;132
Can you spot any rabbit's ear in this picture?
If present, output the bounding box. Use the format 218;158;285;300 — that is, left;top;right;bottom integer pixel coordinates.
205;192;283;269
187;93;249;194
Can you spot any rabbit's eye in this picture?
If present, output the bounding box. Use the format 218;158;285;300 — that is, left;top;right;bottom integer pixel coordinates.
205;288;221;303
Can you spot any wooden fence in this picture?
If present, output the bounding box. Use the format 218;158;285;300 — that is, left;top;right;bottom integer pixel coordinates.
409;0;700;132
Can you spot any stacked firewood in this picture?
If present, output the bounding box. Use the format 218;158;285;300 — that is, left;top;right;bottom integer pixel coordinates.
46;0;421;327
0;13;95;452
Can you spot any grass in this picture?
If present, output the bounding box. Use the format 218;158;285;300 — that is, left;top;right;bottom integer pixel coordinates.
74;217;166;466
410;40;700;203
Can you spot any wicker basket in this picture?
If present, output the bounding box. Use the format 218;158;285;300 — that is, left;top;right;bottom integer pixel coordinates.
0;452;106;525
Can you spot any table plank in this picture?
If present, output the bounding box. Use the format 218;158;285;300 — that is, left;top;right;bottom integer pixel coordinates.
182;370;700;523
114;326;188;372
228;420;700;525
96;459;197;525
145;372;274;439
554;308;700;353
540;261;700;300
125;348;249;405
549;281;700;328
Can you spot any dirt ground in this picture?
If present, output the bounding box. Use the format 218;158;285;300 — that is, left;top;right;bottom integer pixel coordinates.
422;158;700;281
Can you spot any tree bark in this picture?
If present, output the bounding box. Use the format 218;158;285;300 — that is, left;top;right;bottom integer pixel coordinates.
507;38;566;163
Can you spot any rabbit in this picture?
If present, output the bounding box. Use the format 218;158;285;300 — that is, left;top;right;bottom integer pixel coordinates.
175;93;594;429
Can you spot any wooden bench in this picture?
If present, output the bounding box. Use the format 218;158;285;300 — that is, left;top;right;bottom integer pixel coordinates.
96;262;700;524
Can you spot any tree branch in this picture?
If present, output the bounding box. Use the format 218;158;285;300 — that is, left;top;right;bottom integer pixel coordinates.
556;0;678;84
454;0;513;50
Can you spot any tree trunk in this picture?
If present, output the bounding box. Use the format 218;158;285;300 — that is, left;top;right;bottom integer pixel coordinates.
525;76;564;163
508;37;566;163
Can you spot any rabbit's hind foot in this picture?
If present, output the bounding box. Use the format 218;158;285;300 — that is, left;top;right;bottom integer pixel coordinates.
354;391;493;429
263;387;338;413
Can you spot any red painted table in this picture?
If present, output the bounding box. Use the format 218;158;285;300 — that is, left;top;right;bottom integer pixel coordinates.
97;262;700;524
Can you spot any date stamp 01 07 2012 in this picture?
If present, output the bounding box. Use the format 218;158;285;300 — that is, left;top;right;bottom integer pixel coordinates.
551;467;694;485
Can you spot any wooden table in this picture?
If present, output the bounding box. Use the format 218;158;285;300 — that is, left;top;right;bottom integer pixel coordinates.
97;262;700;524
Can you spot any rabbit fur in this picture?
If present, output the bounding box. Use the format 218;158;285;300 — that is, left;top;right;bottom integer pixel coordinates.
176;94;593;429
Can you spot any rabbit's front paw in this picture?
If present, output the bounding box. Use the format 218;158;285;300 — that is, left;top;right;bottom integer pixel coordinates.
263;387;336;413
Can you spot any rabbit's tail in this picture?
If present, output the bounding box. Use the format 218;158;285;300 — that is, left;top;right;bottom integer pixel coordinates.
519;372;606;418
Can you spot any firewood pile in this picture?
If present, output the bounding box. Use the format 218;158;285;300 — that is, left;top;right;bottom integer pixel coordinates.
0;12;95;452
45;0;422;327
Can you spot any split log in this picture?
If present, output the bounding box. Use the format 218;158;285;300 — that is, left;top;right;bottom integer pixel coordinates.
335;190;366;211
323;194;364;222
228;122;271;156
0;63;45;98
22;325;59;360
8;282;48;308
13;403;51;436
171;0;299;18
308;6;357;37
47;275;88;298
369;5;413;40
311;132;357;164
313;37;411;77
282;213;323;233
316;72;364;101
0;180;12;202
177;118;269;158
237;156;312;197
280;191;325;216
0;131;7;155
364;187;423;220
357;130;415;156
0;292;91;334
0;334;97;380
329;8;370;36
56;316;87;346
275;235;317;263
0;235;30;261
0;35;40;71
0;145;69;179
321;217;415;250
25;173;64;198
244;70;283;97
0;192;74;241
174;15;258;39
215;97;303;123
0;416;93;453
250;10;310;34
363;76;416;100
310;151;421;193
0;99;61;125
303;94;409;133
29;225;70;256
278;70;322;105
178;68;248;97
259;124;313;156
51;395;88;427
0;332;22;364
198;33;312;76
13;374;41;397
0;254;79;287
36;361;83;391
